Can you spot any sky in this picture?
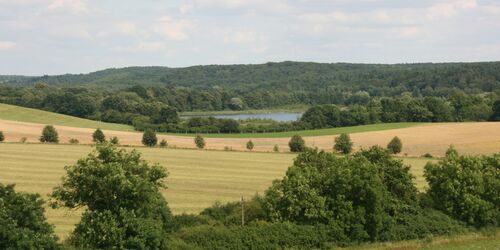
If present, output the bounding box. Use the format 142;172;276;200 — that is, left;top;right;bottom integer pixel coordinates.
0;0;499;75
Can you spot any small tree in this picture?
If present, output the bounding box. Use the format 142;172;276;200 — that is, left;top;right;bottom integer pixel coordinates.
387;136;402;154
159;139;168;148
69;138;79;144
273;144;280;152
109;136;119;145
195;135;205;149
142;130;158;147
288;135;305;152
246;140;254;151
92;128;106;143
0;131;4;142
40;125;59;143
334;133;353;154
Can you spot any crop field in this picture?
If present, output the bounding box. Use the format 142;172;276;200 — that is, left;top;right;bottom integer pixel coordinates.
0;143;435;239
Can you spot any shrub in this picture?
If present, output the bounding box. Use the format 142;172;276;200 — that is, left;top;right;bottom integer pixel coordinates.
288;135;305;152
273;144;279;152
159;139;168;148
92;128;106;143
0;184;60;249
224;146;232;151
246;140;254;151
387;136;402;154
40;125;59;143
334;133;353;154
20;137;27;143
422;153;433;158
0;131;4;142
195;135;205;149
109;136;119;145
142;129;158;147
69;138;79;144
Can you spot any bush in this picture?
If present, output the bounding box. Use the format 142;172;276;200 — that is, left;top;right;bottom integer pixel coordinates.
273;144;279;152
0;184;60;249
20;137;27;143
110;136;119;145
422;153;433;158
195;135;205;149
159;139;168;148
92;128;106;143
288;135;305;152
142;130;158;147
0;131;4;142
246;140;254;151
69;138;79;144
387;136;403;154
40;125;59;143
334;133;353;154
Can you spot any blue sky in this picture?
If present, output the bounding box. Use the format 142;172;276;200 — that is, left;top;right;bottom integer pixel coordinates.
0;0;499;75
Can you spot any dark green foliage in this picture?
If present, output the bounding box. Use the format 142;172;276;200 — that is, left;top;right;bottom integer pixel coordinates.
490;100;500;121
288;135;305;152
387;136;403;154
68;138;79;144
0;131;4;142
334;133;353;154
246;140;254;151
194;135;205;149
273;144;279;152
50;143;173;249
200;196;268;225
422;153;433;158
424;151;500;228
92;128;106;143
109;136;119;145
0;184;60;249
159;139;168;148
40;125;59;143
142;129;157;147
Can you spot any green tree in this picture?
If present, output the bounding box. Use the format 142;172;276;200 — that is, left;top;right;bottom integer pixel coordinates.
246;140;254;151
1;183;59;249
424;152;500;228
142;130;158;147
110;136;119;145
387;136;402;154
490;100;500;121
288;135;305;152
273;144;279;152
92;128;106;143
40;125;59;143
50;143;173;249
334;133;353;154
0;131;4;142
159;139;168;148
195;135;206;149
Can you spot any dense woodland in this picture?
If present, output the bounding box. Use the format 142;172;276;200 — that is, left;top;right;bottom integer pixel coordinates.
1;61;499;133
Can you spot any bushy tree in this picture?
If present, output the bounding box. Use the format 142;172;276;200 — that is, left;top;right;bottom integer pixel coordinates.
424;151;500;228
40;125;59;143
489;100;500;121
288;135;305;152
387;136;402;154
92;128;106;143
246;140;254;151
334;133;353;154
50;143;173;249
273;144;279;152
1;183;59;249
195;136;206;149
0;131;4;142
142;130;157;147
159;139;168;148
110;136;119;145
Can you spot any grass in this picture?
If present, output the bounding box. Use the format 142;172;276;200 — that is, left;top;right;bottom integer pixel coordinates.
0;103;134;131
0;143;435;239
181;122;424;138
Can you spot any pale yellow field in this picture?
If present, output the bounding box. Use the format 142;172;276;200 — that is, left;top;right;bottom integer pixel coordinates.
1;119;499;157
0;143;433;239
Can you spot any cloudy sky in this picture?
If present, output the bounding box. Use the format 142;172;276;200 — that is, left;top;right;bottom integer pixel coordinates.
0;0;499;75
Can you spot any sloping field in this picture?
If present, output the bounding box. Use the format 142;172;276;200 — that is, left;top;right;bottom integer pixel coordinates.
0;103;133;131
0;143;433;239
1;118;499;156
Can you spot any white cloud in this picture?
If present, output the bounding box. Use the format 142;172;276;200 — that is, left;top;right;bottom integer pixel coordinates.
154;16;192;41
0;41;17;50
113;41;168;52
48;0;88;14
115;21;137;35
224;31;256;43
427;0;477;19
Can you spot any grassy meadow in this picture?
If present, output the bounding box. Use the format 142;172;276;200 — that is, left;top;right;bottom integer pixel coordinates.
0;103;134;131
0;142;435;239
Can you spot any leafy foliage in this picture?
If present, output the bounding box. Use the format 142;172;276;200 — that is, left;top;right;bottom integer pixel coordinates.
194;135;205;149
0;131;4;142
246;140;254;151
40;125;59;143
334;133;353;154
159;139;168;148
288;135;305;152
92;128;106;143
387;136;403;154
50;143;173;249
142;129;157;147
0;184;59;250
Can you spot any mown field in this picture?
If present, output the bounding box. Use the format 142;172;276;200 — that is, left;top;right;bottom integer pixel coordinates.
0;143;435;239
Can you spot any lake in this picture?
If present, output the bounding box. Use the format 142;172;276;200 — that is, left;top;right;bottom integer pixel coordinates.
183;112;302;122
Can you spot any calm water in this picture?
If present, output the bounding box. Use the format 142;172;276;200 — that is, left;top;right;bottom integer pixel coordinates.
184;112;302;122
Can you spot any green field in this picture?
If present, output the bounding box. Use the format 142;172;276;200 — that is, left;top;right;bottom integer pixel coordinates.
0;143;435;238
0;103;134;131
